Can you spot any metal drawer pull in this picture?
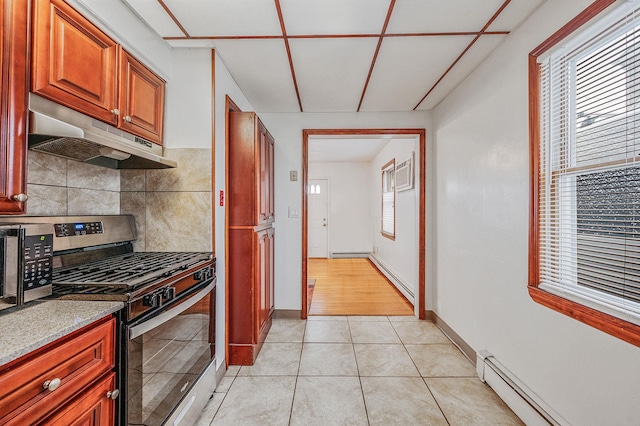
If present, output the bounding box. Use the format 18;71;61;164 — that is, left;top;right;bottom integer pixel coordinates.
124;116;132;122
12;193;28;202
43;378;61;391
111;108;120;115
106;389;120;400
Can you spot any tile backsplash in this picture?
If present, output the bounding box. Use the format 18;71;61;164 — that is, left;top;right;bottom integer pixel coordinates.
26;151;121;215
22;148;213;253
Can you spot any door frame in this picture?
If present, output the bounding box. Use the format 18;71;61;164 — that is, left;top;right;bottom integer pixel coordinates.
301;128;426;319
308;177;330;258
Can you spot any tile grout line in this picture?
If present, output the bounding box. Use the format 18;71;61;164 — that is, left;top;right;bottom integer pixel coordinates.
348;316;371;426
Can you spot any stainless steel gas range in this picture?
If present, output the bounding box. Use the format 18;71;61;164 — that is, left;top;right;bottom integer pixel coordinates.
0;215;217;426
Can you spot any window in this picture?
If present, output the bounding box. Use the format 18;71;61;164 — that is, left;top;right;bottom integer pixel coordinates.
381;159;395;239
530;0;640;346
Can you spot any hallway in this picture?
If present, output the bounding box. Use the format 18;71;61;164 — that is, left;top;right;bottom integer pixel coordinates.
308;258;414;316
196;316;523;425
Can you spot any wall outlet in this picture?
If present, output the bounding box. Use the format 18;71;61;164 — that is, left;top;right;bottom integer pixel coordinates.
290;170;298;181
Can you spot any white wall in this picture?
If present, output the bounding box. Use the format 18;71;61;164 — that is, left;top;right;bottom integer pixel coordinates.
432;0;640;424
258;111;431;311
371;138;419;303
308;162;372;255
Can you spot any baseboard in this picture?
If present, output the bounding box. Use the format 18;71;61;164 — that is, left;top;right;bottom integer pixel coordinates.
330;252;370;259
369;254;415;304
429;311;476;366
273;309;303;319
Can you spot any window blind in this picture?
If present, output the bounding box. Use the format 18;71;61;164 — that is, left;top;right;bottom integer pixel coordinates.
538;1;640;324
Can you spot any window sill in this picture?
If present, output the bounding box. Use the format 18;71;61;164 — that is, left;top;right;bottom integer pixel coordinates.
528;285;640;347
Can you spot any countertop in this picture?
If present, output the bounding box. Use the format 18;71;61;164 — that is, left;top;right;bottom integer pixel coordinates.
0;300;123;366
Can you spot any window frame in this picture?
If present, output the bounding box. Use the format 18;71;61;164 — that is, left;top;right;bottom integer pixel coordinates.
381;159;396;240
529;0;640;347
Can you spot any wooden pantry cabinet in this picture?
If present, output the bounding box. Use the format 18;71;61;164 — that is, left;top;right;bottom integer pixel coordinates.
0;316;118;425
228;111;275;365
31;0;165;144
0;0;29;214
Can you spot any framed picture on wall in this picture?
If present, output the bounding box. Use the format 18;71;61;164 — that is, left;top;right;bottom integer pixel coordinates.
395;152;414;192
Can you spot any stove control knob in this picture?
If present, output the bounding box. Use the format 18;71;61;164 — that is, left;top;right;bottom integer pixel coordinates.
162;286;176;301
143;293;161;308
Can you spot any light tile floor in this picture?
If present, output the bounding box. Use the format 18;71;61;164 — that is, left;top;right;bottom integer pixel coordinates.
196;316;524;425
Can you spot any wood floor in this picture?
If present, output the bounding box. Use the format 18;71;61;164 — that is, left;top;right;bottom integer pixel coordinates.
307;258;414;316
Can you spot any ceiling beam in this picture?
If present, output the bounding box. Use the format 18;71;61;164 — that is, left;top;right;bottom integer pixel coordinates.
357;0;396;112
275;0;303;112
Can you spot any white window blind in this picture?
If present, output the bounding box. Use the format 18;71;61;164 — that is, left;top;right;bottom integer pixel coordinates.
538;1;640;325
382;163;395;236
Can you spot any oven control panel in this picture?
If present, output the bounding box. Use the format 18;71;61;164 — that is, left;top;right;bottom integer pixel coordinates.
23;233;53;290
54;221;104;237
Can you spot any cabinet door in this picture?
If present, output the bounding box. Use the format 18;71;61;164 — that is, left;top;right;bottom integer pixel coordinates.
32;0;118;125
118;48;165;144
267;228;275;317
0;0;29;214
44;373;116;426
256;229;270;339
257;120;269;225
266;132;275;221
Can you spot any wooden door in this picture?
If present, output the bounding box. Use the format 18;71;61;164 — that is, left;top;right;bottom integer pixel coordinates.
32;0;118;125
118;48;165;144
266;132;275;221
0;0;29;214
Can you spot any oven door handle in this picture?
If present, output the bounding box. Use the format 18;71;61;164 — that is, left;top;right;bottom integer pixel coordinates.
129;277;216;339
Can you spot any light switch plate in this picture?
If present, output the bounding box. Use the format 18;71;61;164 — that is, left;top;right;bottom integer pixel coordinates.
290;170;298;181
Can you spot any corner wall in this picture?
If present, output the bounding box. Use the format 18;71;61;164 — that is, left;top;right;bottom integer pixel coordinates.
432;0;640;424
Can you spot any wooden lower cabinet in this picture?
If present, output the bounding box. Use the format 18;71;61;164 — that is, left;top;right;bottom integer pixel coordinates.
0;316;117;425
228;226;275;365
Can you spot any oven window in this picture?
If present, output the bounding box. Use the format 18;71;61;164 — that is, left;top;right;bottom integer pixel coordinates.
127;291;215;425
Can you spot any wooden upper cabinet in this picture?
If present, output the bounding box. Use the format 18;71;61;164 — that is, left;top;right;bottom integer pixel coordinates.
31;0;165;144
0;0;29;215
118;48;164;144
228;112;275;227
31;0;118;125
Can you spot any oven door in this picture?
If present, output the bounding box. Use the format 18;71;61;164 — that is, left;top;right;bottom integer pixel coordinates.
125;277;216;426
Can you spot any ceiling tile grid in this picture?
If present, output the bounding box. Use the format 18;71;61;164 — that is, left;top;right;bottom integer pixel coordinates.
121;0;546;112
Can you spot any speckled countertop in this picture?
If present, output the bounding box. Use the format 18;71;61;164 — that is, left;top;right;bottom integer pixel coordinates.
0;300;123;365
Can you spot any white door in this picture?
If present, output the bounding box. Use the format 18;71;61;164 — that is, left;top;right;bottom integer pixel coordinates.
308;179;329;258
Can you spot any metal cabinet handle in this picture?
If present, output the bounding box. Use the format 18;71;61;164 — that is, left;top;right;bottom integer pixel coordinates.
12;193;28;202
124;116;132;122
43;378;61;391
111;108;120;115
106;389;120;400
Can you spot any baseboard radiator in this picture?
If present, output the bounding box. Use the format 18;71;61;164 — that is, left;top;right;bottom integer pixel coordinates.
330;252;370;259
476;351;567;426
368;255;414;304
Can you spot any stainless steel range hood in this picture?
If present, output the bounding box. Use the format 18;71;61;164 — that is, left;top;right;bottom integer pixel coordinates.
28;93;176;169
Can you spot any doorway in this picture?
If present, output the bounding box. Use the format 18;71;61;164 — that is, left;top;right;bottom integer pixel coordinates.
301;129;426;319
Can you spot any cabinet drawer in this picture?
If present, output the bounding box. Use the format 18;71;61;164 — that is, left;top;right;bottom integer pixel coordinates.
0;317;115;425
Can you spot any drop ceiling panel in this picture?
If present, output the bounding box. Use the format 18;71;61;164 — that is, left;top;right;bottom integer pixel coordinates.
212;40;300;112
360;35;474;111
280;0;391;35
387;0;506;33
290;38;379;112
417;35;507;109
162;0;282;36
123;0;184;37
309;137;390;163
487;0;545;32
